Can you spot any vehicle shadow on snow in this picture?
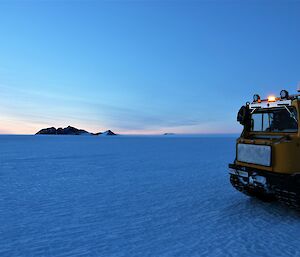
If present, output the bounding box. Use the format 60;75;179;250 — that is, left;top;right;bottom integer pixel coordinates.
222;196;300;219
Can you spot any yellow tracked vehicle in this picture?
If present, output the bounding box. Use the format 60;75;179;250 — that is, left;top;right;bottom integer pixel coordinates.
229;90;300;208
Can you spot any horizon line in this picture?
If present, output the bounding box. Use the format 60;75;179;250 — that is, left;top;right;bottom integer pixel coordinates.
0;132;240;136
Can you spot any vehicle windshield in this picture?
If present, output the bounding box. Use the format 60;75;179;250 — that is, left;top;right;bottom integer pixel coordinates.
251;107;298;132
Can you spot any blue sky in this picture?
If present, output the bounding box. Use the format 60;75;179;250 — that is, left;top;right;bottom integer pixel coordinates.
0;1;299;134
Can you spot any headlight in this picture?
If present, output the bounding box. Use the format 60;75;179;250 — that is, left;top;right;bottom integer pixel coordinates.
253;94;260;102
280;89;289;99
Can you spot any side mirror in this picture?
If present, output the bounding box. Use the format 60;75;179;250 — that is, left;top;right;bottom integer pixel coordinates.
237;105;250;125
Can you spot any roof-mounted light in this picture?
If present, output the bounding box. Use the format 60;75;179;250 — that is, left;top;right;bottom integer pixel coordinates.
280;89;289;99
268;95;276;102
253;94;261;103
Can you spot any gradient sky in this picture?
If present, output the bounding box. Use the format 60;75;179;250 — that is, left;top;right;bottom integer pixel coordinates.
0;1;300;134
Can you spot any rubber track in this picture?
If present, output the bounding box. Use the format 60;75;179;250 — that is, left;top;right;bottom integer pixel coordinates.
230;174;300;209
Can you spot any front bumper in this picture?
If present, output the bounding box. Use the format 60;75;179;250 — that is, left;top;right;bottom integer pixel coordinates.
229;163;268;189
228;163;300;193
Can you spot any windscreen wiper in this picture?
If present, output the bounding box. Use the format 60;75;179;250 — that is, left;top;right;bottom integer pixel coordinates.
283;106;298;123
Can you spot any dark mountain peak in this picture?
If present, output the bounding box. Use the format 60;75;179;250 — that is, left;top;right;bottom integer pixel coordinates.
36;126;117;136
36;127;57;135
92;130;116;136
103;130;117;136
36;126;89;135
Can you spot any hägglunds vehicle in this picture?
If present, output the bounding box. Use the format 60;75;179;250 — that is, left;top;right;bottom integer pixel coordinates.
229;90;300;208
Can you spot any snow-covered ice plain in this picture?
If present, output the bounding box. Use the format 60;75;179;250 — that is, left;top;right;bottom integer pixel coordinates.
1;135;300;257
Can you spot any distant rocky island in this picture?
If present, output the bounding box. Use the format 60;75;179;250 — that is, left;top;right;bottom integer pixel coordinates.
36;126;117;136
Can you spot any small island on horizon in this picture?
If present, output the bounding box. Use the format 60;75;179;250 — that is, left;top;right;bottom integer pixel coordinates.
36;126;117;136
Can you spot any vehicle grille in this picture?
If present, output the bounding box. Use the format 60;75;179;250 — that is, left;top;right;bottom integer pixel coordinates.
237;143;271;166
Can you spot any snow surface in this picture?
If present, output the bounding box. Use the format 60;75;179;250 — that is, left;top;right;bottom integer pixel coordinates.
1;135;300;257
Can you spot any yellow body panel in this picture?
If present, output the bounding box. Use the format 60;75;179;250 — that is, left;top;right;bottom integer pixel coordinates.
235;100;300;175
